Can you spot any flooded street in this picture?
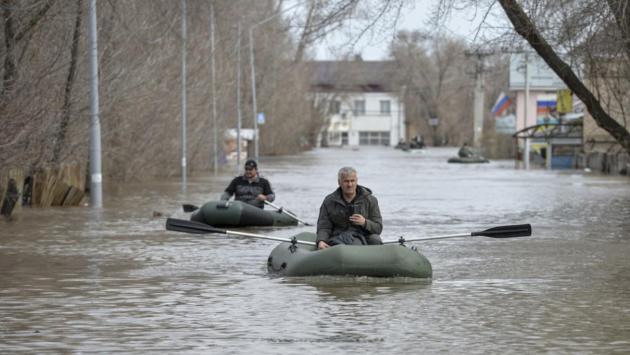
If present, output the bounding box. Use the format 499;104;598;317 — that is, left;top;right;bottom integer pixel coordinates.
1;147;630;353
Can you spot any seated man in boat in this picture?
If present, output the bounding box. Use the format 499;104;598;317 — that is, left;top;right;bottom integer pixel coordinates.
458;142;476;158
411;135;425;149
220;159;275;209
316;167;383;249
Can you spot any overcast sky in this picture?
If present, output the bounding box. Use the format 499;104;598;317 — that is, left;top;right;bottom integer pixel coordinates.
312;0;505;60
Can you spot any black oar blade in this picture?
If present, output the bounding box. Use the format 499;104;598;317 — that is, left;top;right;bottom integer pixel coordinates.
165;218;226;235
472;224;531;238
182;204;199;213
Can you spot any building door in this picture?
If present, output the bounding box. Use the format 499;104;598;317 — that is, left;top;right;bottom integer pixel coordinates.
341;132;348;145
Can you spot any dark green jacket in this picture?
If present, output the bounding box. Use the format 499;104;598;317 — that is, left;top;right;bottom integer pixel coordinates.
316;185;383;244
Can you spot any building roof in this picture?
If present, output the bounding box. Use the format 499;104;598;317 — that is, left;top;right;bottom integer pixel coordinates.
307;60;400;92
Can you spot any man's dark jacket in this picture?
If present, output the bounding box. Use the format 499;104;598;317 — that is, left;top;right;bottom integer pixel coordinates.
316;185;382;245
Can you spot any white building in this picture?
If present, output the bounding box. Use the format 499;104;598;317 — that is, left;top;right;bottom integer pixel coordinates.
309;60;405;147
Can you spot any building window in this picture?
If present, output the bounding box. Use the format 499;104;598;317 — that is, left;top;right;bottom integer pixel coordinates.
380;100;391;115
359;131;390;146
353;100;365;115
329;100;341;114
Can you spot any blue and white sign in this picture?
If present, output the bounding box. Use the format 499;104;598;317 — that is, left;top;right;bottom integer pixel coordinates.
257;112;265;125
495;114;516;134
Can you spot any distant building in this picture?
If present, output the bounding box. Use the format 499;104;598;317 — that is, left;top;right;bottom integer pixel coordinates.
509;53;567;131
223;129;254;163
308;60;405;147
581;61;630;174
509;53;584;169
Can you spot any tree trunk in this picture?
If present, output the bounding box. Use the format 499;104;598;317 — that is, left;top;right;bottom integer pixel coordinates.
1;0;17;102
294;1;316;63
53;0;82;163
498;0;630;155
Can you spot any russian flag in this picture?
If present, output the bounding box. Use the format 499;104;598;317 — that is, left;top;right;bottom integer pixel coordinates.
491;92;512;117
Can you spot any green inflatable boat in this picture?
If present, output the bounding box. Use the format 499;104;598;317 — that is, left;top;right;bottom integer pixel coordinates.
191;200;297;227
447;156;490;164
267;232;433;278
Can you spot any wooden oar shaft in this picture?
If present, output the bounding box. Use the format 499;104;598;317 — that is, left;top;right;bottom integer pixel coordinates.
384;224;531;244
165;218;316;246
226;229;316;245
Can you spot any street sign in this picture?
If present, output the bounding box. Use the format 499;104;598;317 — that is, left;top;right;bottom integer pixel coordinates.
257;112;265;125
429;117;439;126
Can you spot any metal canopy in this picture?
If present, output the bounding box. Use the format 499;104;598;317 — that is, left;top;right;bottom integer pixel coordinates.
512;121;583;170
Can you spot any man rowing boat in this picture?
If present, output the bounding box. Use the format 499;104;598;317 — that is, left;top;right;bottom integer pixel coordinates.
220;159;275;209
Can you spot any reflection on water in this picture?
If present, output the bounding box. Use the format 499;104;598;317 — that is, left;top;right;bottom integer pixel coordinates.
281;276;432;300
1;147;630;353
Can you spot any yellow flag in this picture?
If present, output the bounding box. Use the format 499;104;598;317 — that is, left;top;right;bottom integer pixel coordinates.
557;89;573;113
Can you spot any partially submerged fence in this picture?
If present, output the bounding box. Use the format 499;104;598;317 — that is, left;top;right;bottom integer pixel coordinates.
1;163;86;218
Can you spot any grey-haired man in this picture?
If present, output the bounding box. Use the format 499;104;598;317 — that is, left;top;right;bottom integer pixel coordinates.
316;167;383;249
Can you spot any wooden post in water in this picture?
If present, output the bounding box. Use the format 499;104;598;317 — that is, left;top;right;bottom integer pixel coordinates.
1;168;23;218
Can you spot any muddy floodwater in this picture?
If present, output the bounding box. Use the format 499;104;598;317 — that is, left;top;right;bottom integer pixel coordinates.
1;147;630;353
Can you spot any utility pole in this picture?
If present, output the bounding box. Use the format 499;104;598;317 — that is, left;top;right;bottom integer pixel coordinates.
466;49;493;148
180;0;188;192
236;23;242;174
248;28;259;161
87;0;102;208
523;52;530;170
209;3;218;174
503;48;533;170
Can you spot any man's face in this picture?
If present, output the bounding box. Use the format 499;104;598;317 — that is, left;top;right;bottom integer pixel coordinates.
244;166;257;179
339;172;357;196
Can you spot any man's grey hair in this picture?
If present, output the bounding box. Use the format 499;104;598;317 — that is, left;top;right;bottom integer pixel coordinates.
337;167;357;181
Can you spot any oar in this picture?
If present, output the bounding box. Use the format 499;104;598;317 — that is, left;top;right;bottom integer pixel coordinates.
165;218;316;246
264;200;313;226
384;224;532;244
182;204;199;213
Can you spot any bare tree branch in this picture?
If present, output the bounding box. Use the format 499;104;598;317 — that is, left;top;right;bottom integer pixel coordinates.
498;0;630;154
606;0;630;60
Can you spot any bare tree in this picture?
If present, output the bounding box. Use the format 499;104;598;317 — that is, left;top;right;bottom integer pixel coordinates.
1;0;326;180
391;30;476;145
292;0;409;62
1;0;56;103
2;0;433;181
52;0;81;163
1;0;77;167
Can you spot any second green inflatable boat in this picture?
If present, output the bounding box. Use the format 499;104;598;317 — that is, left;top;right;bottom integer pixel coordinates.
267;232;433;278
191;200;297;227
447;156;490;164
